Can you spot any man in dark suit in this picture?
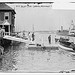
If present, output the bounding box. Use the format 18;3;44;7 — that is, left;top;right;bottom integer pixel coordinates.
48;35;51;44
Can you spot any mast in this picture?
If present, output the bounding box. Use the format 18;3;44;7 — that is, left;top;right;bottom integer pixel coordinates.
69;20;75;35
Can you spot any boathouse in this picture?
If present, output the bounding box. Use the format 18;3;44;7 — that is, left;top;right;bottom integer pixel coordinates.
0;3;16;35
0;3;16;47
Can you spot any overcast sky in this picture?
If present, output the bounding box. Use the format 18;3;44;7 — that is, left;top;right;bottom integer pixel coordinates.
6;0;75;31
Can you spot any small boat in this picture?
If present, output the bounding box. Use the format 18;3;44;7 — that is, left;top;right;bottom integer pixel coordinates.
58;20;75;52
58;36;75;52
58;42;73;51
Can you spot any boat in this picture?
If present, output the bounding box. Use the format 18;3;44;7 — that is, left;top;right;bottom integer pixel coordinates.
58;20;75;51
58;38;74;51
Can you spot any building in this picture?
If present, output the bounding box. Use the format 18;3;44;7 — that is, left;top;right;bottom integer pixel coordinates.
0;3;16;35
0;3;16;47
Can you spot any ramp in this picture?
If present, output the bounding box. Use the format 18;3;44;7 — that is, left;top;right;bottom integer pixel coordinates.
3;35;29;43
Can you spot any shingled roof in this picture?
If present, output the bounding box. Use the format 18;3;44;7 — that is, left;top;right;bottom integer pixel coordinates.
0;3;16;14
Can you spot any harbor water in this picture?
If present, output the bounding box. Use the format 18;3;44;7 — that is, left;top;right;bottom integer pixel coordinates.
0;33;75;73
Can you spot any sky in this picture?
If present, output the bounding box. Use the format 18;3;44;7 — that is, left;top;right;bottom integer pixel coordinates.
5;0;75;31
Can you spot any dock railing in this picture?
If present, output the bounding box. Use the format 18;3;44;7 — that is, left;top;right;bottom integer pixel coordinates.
5;32;10;35
5;32;17;35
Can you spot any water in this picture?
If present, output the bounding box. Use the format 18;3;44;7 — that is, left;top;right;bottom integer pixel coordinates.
0;33;75;73
1;43;75;73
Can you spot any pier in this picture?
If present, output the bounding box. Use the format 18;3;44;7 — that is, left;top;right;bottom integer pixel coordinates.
27;44;58;50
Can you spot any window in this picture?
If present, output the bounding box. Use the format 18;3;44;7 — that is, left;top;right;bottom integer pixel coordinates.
4;12;9;20
5;16;8;20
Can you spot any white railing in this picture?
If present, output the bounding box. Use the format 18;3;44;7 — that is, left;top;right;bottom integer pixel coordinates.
5;32;10;35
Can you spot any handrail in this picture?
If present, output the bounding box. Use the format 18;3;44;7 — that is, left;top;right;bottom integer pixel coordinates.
5;32;10;35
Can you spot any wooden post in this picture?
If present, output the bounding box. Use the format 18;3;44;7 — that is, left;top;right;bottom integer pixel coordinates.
9;25;10;35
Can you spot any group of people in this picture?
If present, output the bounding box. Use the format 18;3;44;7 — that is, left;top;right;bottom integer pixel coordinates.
28;31;51;44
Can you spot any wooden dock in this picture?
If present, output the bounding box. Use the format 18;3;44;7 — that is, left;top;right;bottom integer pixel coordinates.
3;35;58;50
27;44;58;50
3;35;29;43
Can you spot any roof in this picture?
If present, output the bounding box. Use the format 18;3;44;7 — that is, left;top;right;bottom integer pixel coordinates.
0;3;16;14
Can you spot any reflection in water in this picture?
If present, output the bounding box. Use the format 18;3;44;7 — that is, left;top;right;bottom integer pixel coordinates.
0;42;75;72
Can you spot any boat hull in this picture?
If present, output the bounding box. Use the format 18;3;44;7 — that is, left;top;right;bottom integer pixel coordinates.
58;44;75;55
58;43;73;51
58;37;75;51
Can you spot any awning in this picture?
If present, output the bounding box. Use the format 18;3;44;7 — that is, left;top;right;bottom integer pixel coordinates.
2;20;10;25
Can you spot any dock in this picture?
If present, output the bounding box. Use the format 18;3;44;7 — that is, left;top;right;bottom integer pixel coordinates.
3;35;29;43
3;34;59;50
27;44;58;50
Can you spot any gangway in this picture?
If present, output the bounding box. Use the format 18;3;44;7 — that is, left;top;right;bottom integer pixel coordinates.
3;35;30;43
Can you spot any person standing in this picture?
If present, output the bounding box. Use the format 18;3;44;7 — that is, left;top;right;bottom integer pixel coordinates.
48;35;51;44
28;32;31;41
22;31;25;39
32;32;35;41
1;27;5;37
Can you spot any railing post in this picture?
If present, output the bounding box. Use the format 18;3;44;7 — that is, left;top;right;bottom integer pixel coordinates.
9;25;10;35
